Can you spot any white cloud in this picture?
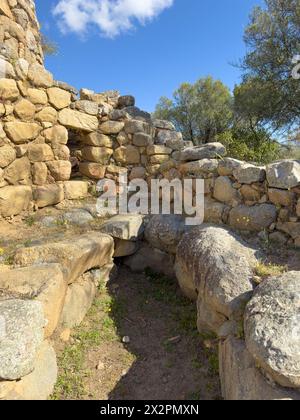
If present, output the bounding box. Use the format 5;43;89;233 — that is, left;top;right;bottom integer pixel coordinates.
53;0;174;38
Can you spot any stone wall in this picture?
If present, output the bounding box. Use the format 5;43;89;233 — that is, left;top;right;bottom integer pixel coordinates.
0;232;115;400
1;0;300;248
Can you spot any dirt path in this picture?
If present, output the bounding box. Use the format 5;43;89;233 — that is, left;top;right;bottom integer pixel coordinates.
52;265;221;401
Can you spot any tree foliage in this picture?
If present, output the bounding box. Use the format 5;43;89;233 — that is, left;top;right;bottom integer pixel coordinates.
216;125;281;164
239;0;300;132
154;77;233;144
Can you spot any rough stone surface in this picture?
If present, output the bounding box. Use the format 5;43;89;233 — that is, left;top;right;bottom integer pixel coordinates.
0;264;66;338
0;185;32;217
145;215;187;254
47;87;71;110
175;225;257;332
114;239;140;258
219;336;300;400
180;143;226;161
0;145;16;168
14;233;114;285
266;160;300;189
33;185;64;208
4;122;41;144
5;341;58;401
79;162;106;179
100;214;145;241
0;300;45;381
64;181;88;200
180;159;219;175
233;163;266;184
229;204;277;232
218;158;244;176
58;108;98;132
213;176;240;205
245;272;300;389
60;271;99;328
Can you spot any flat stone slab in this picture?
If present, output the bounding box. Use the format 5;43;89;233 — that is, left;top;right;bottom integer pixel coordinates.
14;233;114;285
0;300;45;381
100;215;145;241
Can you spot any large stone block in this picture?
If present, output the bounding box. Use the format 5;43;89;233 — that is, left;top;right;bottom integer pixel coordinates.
114;145;140;165
175;225;257;332
266;160;300;189
28;64;53;88
33;184;64;208
0;300;45;381
100;214;145;241
81;146;113;164
64;181;89;200
58;108;98;132
0;264;67;338
179;142;226;161
79;162;106;179
145;215;187;254
28;143;54;162
0;185;32;217
245;271;300;389
233;163;266;184
60;271;99;328
47;160;72;181
229;204;277;232
14;233;114;285
213;176;240;205
4;156;31;184
0;144;16;168
47;87;71;110
0;78;19;101
5;341;58;400
99;121;124;134
219;336;300;400
83;132;113;147
4;122;41;144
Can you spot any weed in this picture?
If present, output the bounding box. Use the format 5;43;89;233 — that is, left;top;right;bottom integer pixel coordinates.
255;261;287;279
24;216;35;227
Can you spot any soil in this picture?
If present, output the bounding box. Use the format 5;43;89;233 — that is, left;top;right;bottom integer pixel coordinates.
53;265;222;401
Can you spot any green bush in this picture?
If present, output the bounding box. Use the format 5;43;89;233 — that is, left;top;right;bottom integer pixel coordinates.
216;127;281;164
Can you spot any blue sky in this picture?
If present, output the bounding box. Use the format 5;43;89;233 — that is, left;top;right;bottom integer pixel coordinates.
36;0;264;112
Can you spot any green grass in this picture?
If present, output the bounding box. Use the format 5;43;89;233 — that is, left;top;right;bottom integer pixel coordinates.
51;282;123;400
24;216;36;227
255;261;287;279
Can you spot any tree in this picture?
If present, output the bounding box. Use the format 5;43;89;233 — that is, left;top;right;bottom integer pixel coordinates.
216;125;281;164
154;77;233;144
240;0;300;132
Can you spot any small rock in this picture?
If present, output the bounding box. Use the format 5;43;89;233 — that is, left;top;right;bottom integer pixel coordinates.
60;329;71;343
122;336;130;344
96;362;105;371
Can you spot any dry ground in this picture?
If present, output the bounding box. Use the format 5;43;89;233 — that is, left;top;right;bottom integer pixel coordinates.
51;265;221;401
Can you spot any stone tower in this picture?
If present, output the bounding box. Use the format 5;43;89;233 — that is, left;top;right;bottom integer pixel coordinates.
0;0;44;68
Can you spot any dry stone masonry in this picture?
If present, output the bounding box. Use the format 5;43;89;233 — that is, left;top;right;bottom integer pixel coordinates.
0;0;300;247
1;0;300;401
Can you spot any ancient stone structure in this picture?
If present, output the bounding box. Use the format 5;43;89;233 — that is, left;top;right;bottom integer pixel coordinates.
1;1;300;246
1;0;300;401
